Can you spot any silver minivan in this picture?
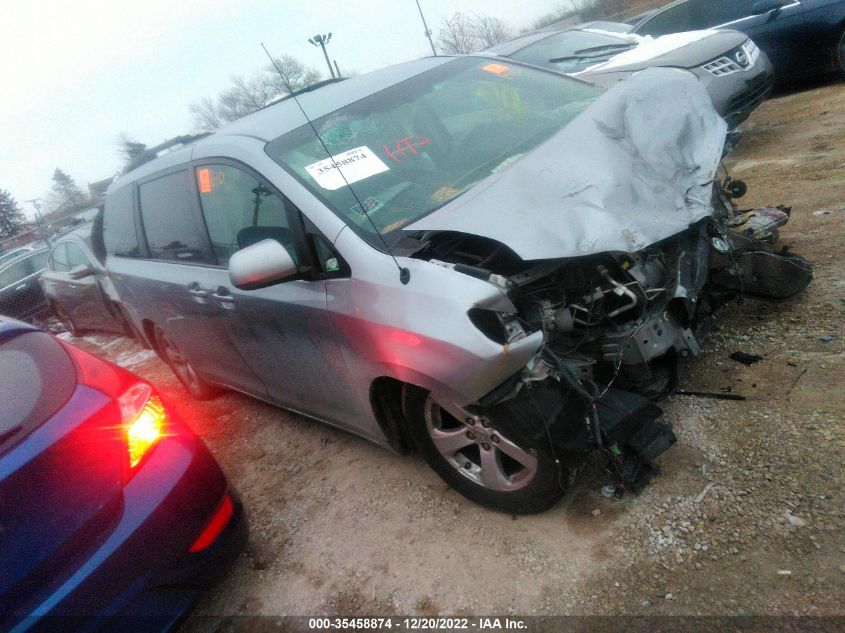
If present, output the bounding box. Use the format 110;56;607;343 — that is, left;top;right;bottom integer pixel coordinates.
102;55;810;513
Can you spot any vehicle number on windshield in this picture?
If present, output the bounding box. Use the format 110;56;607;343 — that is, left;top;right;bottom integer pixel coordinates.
305;146;390;190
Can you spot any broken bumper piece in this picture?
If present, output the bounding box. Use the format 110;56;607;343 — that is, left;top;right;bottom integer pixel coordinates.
489;380;676;496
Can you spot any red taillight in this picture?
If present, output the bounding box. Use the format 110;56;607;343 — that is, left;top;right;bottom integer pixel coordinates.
58;340;167;477
119;383;165;471
189;494;234;553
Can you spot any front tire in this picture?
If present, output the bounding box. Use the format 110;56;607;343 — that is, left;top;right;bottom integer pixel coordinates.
154;326;219;400
404;387;567;514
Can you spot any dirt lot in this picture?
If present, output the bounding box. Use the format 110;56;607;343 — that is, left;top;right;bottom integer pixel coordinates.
63;80;845;624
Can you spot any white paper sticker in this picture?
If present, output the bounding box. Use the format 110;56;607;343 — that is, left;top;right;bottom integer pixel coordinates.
304;146;389;191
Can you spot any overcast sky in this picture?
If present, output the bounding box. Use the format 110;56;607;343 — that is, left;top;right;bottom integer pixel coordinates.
0;0;565;216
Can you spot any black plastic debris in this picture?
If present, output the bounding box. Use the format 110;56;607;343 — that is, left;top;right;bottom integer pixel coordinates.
819;335;835;343
676;390;747;401
730;351;763;365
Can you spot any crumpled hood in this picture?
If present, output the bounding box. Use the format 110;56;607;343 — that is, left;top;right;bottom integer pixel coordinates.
408;67;727;260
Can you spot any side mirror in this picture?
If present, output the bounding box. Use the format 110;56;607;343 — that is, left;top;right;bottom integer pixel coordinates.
751;0;787;15
228;239;298;290
69;264;95;280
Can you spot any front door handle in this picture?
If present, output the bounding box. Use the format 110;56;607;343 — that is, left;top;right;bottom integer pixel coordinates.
212;290;235;305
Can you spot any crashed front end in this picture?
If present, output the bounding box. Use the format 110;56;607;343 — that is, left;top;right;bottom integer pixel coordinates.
408;67;812;495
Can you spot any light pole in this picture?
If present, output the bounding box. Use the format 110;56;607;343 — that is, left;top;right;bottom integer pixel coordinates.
25;198;50;246
308;33;336;79
414;0;437;56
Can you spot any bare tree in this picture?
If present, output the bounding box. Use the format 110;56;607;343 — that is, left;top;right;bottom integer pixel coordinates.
190;54;322;132
472;14;513;49
189;97;223;133
437;13;478;54
437;12;514;54
265;54;323;94
216;73;276;123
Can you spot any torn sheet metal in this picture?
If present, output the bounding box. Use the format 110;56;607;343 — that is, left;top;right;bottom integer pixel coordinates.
409;68;728;260
727;206;790;241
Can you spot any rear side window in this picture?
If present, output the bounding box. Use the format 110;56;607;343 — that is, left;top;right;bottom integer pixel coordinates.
0;252;47;289
139;171;210;263
0;332;76;455
103;185;141;258
194;164;298;266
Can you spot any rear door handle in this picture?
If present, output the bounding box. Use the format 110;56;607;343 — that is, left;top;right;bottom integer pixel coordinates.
188;287;209;298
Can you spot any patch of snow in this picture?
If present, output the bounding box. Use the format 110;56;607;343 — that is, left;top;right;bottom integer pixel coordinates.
113;349;157;370
577;29;722;74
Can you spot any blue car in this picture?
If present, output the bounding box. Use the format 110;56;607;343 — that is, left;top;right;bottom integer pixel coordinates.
0;316;247;632
632;0;845;83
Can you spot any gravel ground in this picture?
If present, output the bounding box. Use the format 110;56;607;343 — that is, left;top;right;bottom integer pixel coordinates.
62;79;845;625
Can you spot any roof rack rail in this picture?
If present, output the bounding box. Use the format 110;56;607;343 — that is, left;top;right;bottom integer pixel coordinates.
122;133;211;174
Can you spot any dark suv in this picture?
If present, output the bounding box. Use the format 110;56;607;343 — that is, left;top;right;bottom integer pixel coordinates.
632;0;845;82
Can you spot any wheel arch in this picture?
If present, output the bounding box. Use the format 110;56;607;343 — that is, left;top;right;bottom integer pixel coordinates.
369;377;416;454
141;318;160;353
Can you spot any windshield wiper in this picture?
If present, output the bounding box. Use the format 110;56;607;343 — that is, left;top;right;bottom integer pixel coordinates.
549;43;635;64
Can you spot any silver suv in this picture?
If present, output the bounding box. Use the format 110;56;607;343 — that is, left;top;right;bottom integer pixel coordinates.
102;56;810;514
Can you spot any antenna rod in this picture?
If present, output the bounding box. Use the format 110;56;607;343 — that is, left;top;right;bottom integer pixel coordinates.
414;0;438;56
261;43;410;285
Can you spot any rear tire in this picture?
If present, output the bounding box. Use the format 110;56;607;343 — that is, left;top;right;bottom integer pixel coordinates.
838;29;845;78
52;302;82;337
154;326;219;400
404;386;567;514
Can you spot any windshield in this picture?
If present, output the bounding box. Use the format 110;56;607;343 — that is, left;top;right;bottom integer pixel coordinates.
509;30;636;73
266;57;601;249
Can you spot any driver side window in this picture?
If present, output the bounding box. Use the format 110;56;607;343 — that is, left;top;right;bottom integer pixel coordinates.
194;164;299;267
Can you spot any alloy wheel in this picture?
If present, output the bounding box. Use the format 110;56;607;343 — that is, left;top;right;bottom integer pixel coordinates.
423;396;538;492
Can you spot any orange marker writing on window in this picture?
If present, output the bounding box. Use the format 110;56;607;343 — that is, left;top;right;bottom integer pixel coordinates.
197;168;213;193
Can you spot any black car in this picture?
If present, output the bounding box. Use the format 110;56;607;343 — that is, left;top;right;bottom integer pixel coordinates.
632;0;845;83
0;248;50;322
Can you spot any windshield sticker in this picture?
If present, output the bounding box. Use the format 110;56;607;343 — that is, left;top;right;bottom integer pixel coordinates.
350;195;383;217
383;136;430;163
431;185;463;203
482;63;513;77
304;146;389;191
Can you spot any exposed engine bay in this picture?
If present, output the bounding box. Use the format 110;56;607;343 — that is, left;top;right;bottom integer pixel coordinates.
407;178;813;496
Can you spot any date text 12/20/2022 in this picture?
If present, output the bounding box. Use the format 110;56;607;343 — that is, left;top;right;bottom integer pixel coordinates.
307;617;528;629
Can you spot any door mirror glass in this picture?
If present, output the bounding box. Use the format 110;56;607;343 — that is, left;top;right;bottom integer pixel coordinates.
68;264;95;280
751;0;787;15
228;239;298;290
